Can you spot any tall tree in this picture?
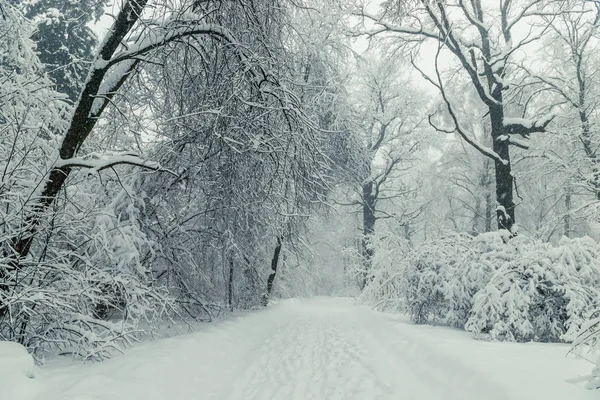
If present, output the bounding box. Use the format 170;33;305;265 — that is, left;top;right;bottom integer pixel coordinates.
360;0;559;234
533;1;600;194
508;0;600;239
428;79;496;234
82;0;341;308
347;55;424;288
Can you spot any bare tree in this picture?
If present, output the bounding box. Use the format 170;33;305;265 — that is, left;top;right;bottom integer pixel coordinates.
344;55;424;288
359;0;560;233
534;1;600;197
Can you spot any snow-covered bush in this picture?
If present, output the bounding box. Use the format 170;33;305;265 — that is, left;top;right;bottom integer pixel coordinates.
569;313;600;389
362;231;496;327
1;172;175;360
467;236;600;342
362;231;600;343
358;233;410;311
439;232;503;328
0;5;169;361
401;237;458;324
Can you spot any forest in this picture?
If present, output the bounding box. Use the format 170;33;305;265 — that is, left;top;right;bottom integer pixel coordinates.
3;0;600;397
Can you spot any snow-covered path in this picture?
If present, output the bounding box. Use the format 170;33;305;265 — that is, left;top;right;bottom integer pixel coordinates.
15;298;597;400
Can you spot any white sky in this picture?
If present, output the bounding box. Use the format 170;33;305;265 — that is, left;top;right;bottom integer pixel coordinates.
89;1;120;40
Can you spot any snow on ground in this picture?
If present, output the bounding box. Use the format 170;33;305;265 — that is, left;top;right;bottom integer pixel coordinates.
0;341;36;400
2;297;597;400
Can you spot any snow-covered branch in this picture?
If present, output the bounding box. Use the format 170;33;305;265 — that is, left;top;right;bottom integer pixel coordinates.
54;153;165;175
107;23;235;69
503;111;556;137
357;11;442;41
418;45;506;164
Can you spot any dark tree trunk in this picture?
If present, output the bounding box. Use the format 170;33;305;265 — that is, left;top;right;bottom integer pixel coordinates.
490;104;515;233
482;158;494;232
361;180;376;290
403;223;412;245
578;109;600;200
492;144;515;232
228;258;234;311
576;62;600;201
262;236;283;306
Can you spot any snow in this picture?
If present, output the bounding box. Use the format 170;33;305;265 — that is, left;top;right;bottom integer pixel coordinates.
89;59;136;117
504;111;557;132
508;135;530;149
504;117;535;129
3;298;596;400
0;342;36;400
0;342;35;379
55;153;160;174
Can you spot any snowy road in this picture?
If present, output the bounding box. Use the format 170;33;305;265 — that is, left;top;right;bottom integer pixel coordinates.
17;298;597;400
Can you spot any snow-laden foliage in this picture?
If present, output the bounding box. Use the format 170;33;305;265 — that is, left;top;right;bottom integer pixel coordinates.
570;313;600;390
468;235;600;342
1;0;356;361
0;4;172;360
362;231;600;343
1;168;175;360
17;0;105;101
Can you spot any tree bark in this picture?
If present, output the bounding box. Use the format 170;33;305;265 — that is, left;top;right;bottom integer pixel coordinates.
361;180;376;290
472;195;482;233
262;236;283;306
575;49;600;201
228;258;234;311
578;107;600;200
491;138;515;232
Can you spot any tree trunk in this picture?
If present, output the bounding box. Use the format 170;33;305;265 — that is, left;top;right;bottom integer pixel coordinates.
564;190;572;238
361;181;376;290
576;64;600;201
472;195;482;233
228;258;234;311
262;236;283;306
482;158;494;232
403;223;412;245
490;106;515;233
578;110;600;200
484;191;493;232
